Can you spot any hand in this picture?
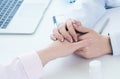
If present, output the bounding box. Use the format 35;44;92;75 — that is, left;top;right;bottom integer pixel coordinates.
51;19;81;42
37;39;91;66
73;24;112;59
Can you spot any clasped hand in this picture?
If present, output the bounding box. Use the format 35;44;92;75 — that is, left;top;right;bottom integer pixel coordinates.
51;19;112;59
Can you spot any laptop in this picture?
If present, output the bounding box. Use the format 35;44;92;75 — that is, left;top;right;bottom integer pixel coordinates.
0;0;52;34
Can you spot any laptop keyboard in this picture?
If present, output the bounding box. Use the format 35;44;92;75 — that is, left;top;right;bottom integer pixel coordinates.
0;0;23;29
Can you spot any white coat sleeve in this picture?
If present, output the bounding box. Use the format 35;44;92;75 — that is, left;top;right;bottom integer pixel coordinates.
109;33;120;56
0;52;43;79
101;0;120;56
58;0;106;28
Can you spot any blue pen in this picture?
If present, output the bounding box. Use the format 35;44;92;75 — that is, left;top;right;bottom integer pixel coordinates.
52;16;58;27
69;0;76;3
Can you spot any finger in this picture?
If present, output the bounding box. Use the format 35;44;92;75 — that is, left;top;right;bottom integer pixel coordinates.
53;28;64;42
73;24;91;33
66;19;78;42
72;20;82;26
78;33;91;41
73;39;91;50
58;23;73;42
50;34;57;41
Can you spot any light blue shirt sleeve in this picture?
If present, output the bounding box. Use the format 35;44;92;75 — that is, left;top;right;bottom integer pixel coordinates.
106;0;120;8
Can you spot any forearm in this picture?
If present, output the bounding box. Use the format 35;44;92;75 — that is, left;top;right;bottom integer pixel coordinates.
37;41;67;66
37;48;58;66
37;40;88;66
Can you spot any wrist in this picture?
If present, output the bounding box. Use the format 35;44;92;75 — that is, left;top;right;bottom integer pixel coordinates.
37;48;58;66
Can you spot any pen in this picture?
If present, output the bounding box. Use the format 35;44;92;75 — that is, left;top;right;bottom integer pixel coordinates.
52;16;85;35
69;0;76;3
52;16;58;27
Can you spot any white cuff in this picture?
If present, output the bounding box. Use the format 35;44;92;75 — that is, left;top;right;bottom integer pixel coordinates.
19;51;43;79
109;33;120;56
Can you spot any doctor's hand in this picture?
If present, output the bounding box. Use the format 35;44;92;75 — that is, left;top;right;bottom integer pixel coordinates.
73;24;112;59
51;19;80;42
38;39;91;66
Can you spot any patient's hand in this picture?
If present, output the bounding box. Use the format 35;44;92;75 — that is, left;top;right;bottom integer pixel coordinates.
38;39;90;66
51;19;112;59
51;19;80;42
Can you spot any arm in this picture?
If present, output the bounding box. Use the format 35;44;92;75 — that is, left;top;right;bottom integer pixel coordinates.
0;52;43;79
0;40;90;79
37;40;90;66
52;0;106;42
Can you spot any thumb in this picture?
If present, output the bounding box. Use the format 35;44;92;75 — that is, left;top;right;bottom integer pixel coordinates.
73;24;91;33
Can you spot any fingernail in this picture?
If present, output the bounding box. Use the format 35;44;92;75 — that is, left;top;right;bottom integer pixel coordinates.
73;24;76;26
75;39;78;42
53;37;57;41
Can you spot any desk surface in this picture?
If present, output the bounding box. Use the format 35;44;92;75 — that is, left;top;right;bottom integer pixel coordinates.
0;0;120;79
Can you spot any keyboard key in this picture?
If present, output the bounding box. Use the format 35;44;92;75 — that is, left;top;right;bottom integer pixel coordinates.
0;0;23;28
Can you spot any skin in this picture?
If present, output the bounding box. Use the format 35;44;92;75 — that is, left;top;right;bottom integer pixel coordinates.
51;19;78;42
37;40;91;66
51;19;112;59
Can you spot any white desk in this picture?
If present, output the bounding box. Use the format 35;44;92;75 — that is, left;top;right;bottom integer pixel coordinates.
0;0;120;79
